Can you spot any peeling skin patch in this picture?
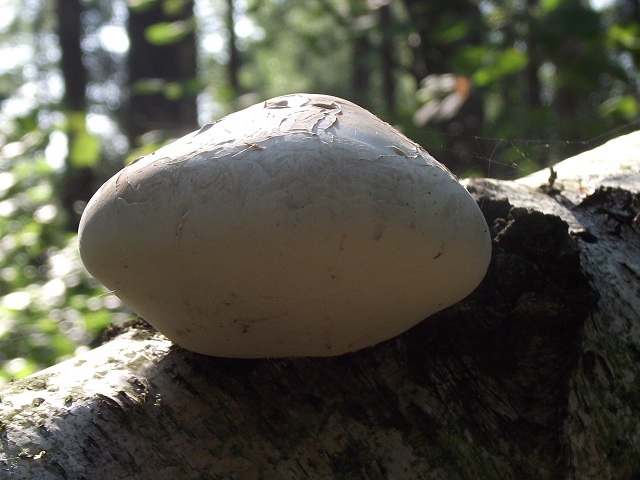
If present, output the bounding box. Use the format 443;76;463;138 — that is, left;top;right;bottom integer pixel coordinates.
309;100;340;110
231;142;267;158
386;145;421;158
279;104;343;137
310;109;341;135
264;99;289;109
194;121;218;136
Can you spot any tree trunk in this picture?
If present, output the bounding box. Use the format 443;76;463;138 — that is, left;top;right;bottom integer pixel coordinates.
225;0;241;97
351;34;373;110
401;0;486;174
55;0;98;230
56;0;86;113
378;4;396;116
1;132;639;479
126;0;199;144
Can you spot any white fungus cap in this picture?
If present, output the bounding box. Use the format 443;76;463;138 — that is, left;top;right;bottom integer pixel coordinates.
79;93;491;357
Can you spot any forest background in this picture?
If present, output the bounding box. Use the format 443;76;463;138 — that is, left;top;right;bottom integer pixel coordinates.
0;0;638;383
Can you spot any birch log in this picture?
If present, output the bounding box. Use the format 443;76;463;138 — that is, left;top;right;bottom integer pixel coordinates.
1;132;639;480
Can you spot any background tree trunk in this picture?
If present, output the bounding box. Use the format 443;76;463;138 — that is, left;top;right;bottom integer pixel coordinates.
55;0;97;230
378;4;396;116
1;132;639;479
401;0;486;174
225;0;241;98
126;0;199;144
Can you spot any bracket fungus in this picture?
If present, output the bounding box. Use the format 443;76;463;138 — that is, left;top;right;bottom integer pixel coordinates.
78;93;491;357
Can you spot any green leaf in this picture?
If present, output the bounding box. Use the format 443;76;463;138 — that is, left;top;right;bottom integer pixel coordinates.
162;0;189;16
131;78;201;100
472;48;528;87
599;95;639;120
69;131;100;168
608;24;640;50
66;111;86;131
58;111;101;168
126;0;158;13
131;78;166;95
433;21;469;44
494;48;528;73
83;310;112;332
182;77;204;95
451;45;491;72
163;81;183;100
539;0;562;12
144;19;194;46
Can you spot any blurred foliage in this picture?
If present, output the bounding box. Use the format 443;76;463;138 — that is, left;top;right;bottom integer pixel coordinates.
144;18;195;45
0;113;131;384
0;0;639;383
66;112;101;168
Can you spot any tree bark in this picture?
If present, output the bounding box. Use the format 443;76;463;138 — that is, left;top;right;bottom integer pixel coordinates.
378;4;396;116
1;132;639;479
401;0;485;174
55;0;98;230
126;0;199;144
225;0;241;97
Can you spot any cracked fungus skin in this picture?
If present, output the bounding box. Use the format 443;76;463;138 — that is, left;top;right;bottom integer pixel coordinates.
78;93;491;357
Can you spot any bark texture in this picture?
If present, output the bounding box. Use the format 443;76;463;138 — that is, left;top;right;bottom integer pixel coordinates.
1;132;639;479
